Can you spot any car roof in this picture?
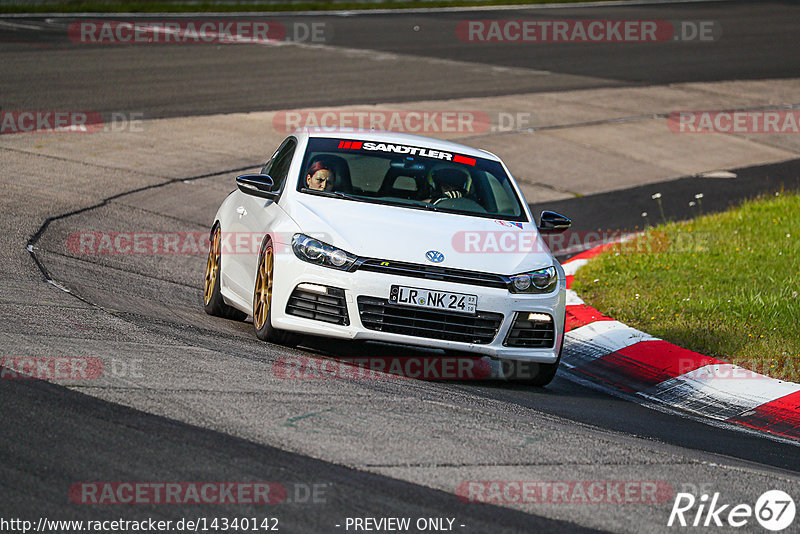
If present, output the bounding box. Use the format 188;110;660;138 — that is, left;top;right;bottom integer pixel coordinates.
296;127;499;161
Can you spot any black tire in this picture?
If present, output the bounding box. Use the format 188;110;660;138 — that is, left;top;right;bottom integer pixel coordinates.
203;225;247;321
252;238;301;346
526;358;560;387
506;335;564;387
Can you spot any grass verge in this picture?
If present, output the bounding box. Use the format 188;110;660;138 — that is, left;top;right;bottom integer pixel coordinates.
573;191;800;382
1;0;619;14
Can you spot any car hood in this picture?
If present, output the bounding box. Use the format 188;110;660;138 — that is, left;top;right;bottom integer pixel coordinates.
285;194;555;274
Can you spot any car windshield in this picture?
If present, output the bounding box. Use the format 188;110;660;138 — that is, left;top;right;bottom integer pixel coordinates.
297;137;527;221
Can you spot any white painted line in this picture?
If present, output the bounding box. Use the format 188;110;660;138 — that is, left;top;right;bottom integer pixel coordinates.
565;289;585;306
5;0;733;18
567;320;657;351
0;20;46;30
136;22;550;76
559;365;800;448
561;258;589;277
563;320;657;364
136;23;281;45
643;364;800;421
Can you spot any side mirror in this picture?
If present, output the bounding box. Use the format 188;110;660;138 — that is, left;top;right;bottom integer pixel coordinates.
236;174;279;200
538;211;571;233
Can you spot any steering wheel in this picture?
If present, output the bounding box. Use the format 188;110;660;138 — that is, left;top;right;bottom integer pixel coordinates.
432;189;465;205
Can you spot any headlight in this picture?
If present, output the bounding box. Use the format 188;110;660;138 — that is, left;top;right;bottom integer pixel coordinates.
292;234;357;271
508;266;557;293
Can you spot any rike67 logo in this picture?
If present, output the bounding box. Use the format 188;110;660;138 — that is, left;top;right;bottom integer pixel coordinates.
668;490;795;531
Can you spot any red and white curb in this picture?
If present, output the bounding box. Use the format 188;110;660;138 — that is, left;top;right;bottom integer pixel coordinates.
560;243;800;442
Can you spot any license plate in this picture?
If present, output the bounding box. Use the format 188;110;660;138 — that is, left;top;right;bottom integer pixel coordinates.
389;285;477;315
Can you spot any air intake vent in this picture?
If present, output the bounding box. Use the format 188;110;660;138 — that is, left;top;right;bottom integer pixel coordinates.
357;296;502;344
503;312;555;348
286;284;349;326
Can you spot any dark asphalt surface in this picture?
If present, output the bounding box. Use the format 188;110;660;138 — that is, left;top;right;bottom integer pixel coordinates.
532;158;800;257
0;373;601;533
1;1;799;118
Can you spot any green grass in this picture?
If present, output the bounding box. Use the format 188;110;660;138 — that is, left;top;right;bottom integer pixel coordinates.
1;0;619;14
573;191;800;382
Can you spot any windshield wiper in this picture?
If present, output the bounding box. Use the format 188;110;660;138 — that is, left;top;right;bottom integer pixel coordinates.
376;199;442;212
301;188;367;202
302;189;447;212
413;203;441;212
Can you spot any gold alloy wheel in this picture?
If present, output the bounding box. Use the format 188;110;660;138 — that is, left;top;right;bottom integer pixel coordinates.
253;245;273;330
203;227;221;306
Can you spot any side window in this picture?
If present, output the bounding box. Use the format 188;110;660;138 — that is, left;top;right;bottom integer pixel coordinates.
261;138;297;192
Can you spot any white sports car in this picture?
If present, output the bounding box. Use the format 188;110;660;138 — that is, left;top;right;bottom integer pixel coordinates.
204;128;571;385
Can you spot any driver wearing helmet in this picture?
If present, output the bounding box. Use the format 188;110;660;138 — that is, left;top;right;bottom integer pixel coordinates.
425;167;471;204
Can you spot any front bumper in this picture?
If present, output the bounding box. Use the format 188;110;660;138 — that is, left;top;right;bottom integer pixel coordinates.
269;252;566;363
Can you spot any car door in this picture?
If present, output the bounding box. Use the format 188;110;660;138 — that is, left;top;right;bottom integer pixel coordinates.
228;137;298;304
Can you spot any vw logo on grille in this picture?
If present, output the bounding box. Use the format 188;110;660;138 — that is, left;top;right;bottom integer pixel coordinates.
425;250;445;263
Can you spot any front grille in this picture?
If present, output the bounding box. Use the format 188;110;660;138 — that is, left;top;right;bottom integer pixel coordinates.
357;296;502;344
357;259;507;289
286;285;349;326
503;312;555;348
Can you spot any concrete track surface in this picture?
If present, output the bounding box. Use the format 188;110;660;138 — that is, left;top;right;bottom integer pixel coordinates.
1;2;800;533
